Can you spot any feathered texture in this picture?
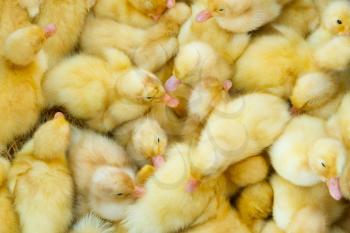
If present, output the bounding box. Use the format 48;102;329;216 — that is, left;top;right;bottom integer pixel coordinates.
69;214;115;233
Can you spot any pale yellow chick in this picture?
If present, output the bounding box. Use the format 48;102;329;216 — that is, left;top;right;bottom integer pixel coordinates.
68;127;137;221
69;214;115;233
0;157;20;233
8;113;74;233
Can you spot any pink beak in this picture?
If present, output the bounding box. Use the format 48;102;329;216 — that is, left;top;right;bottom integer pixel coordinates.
151;14;162;21
163;93;179;108
165;75;181;93
152;155;165;169
167;0;175;8
44;24;57;38
223;80;232;92
196;10;213;22
185;178;201;193
133;185;146;198
54;112;64;119
327;177;342;201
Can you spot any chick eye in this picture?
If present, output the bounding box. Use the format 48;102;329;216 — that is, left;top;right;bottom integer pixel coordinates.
218;8;224;12
116;193;124;196
146;96;152;100
157;138;160;143
337;19;343;25
321;162;326;168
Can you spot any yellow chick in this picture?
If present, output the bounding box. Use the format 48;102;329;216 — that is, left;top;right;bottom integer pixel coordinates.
69;214;115;233
270;115;347;200
34;0;93;68
93;0;172;28
123;143;231;233
196;0;290;33
44;54;174;133
0;26;48;153
308;0;350;71
233;26;314;98
81;3;190;72
8;113;73;233
0;157;20;233
225;155;269;188
189;93;290;186
114;117;168;169
271;174;346;232
236;181;273;228
68;127;138;221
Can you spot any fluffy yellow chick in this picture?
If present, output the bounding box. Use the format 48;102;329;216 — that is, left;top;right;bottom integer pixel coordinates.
8;113;73;233
182;199;250;233
81;3;190;72
34;0;93;68
196;0;289;33
44;54;174;133
189;93;290;186
308;0;350;71
236;181;273;228
93;0;173;28
271;174;346;231
270;115;347;200
0;27;48;153
226;155;269;188
68;127;137;221
233;26;314;98
123;143;231;233
69;214;115;233
0;157;20;233
114;117;168;169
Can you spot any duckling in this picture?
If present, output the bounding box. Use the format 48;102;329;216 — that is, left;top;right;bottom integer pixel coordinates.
68;127;137;221
270;115;347;200
308;0;350;71
0;26;49;152
69;214;115;233
8;113;73;233
236;181;273;228
81;3;190;72
44;54;175;133
0;157;20;233
271;174;346;231
196;0;289;33
114;117;168;169
93;0;173;28
33;0;93;68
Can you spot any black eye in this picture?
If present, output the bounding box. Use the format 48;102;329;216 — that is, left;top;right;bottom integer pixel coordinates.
146;96;152;100
321;162;326;168
116;193;123;196
219;8;224;12
157;138;160;143
337;19;342;24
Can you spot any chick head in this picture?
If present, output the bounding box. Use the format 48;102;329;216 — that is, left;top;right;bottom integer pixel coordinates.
132;118;168;167
129;0;171;20
91;166;137;201
291;72;337;111
323;0;350;36
33;112;71;160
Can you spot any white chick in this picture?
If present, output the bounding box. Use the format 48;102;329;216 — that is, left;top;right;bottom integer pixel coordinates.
68;127;138;221
270;115;347;200
8;113;74;233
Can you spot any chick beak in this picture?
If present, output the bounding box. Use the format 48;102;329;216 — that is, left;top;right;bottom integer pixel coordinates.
163;93;179;108
133;185;146;198
196;10;213;22
327;177;342;201
223;80;232;92
43;24;57;39
290;106;302;116
150;14;162;21
54;112;65;119
152;155;165;169
185;177;201;193
167;0;175;8
165;75;181;93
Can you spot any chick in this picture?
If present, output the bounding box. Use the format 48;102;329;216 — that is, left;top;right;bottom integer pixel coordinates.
68;127;137;221
8;113;73;233
308;0;350;71
33;0;93;68
188;93;290;187
81;3;190;72
69;214;115;233
0;157;20;233
270;115;347;200
44;54;174;133
123;143;232;233
271;174;346;231
236;181;273;228
233;26;314;98
114;117;168;169
3;24;56;66
0;27;48;152
196;0;290;33
93;0;171;28
226;155;269;188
